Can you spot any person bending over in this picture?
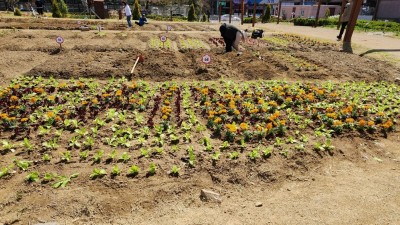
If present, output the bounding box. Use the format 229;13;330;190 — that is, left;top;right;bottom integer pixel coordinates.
135;14;148;26
219;23;244;52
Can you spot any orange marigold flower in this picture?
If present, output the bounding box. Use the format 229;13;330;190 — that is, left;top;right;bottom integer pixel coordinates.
55;116;62;121
92;98;99;104
382;120;393;129
10;95;19;102
0;113;8;119
20;118;29;122
240;123;248;130
345;118;354;123
48;95;55;101
327;113;337;119
47;111;55;118
326;107;334;113
30;97;37;103
268;101;278;107
286;97;292;102
13;84;20;89
102;93;110;98
266;123;273;130
359;119;366;127
82;100;88;105
367;121;375;126
116;90;122;96
279;120;286;125
33;87;44;93
204;101;211;106
129;98;136;103
258;99;264;104
201;88;208;95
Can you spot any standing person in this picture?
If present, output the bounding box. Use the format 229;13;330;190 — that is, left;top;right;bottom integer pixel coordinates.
219;23;244;52
122;1;132;28
337;0;353;41
35;0;44;15
135;14;147;26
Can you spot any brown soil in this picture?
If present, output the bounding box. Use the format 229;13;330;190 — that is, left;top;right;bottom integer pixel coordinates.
0;19;400;225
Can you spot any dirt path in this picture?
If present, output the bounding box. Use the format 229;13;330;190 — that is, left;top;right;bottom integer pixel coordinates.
246;23;400;64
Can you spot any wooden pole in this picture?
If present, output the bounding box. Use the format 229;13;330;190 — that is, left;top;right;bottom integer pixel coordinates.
252;0;256;27
337;0;346;29
343;0;363;52
241;0;244;25
131;57;140;74
277;1;282;24
314;0;322;27
229;0;232;24
219;4;222;23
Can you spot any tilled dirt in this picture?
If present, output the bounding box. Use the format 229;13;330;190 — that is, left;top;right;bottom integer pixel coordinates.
0;20;400;225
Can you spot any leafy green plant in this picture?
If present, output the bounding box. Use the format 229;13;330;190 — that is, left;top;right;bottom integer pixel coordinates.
140;148;150;158
170;165;180;177
262;146;273;158
42;154;51;162
2;140;15;153
20;138;33;152
128;165;140;177
0;165;13;178
90;168;107;179
111;165;121;176
211;151;221;161
14;159;31;171
248;149;260;161
61;151;72;162
79;150;89;160
93;150;104;163
228;151;239;160
52;173;79;188
120;152;131;163
147;163;157;176
25;171;40;183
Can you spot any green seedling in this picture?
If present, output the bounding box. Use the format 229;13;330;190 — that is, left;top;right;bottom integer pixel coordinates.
90;168;107;179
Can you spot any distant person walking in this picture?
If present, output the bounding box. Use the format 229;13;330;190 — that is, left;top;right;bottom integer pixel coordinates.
122;1;132;28
135;14;147;26
337;0;353;41
219;23;245;52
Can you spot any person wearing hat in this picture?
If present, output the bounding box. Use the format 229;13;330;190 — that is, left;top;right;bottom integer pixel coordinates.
135;14;148;26
219;23;245;52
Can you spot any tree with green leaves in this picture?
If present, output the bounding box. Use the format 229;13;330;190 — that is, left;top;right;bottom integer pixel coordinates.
262;4;271;23
51;0;62;18
59;0;69;18
188;4;196;22
132;0;142;20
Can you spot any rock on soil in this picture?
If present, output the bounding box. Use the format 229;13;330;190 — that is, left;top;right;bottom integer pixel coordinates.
200;189;222;203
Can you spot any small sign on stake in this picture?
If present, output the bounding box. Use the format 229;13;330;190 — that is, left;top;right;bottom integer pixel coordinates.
160;35;167;48
166;25;172;33
56;36;64;49
202;54;212;65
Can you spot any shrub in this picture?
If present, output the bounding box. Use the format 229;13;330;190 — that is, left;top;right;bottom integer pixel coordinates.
59;0;68;18
132;0;141;20
14;8;22;16
188;4;196;22
51;0;62;18
262;4;271;23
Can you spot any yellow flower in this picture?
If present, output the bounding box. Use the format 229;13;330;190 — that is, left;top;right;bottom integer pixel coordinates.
266;123;273;130
129;98;136;103
268;101;278;107
92;98;99;104
201;88;208;95
258;99;264;104
240;123;248;130
204;101;211;106
214;117;222;124
162;115;168;120
367;121;375;126
48;95;55;101
102;93;110;98
234;109;240;115
13;84;20;89
333;120;342;126
58;83;67;88
20;118;29;122
0;113;8;119
82;100;88;105
226;123;237;133
345;118;354;123
116;90;122;96
55;116;62;121
279;120;286;125
33;87;44;93
164;100;170;105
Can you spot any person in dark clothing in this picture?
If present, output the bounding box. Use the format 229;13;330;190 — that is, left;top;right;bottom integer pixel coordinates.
35;0;44;15
135;14;148;26
219;23;244;52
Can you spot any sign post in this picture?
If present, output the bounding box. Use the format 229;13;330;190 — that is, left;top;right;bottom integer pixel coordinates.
56;36;64;49
202;54;212;66
166;25;172;33
160;35;167;48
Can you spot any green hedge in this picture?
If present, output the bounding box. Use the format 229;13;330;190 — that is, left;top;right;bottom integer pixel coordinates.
146;14;188;21
293;18;400;33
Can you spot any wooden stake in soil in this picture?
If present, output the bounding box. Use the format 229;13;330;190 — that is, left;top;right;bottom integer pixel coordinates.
131;57;140;74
